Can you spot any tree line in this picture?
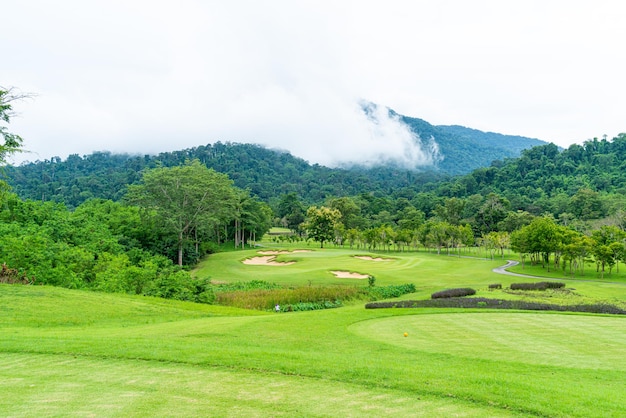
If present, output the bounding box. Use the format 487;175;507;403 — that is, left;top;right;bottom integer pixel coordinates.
284;188;626;279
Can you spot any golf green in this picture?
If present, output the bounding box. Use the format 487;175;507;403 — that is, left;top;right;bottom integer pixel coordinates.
349;312;626;370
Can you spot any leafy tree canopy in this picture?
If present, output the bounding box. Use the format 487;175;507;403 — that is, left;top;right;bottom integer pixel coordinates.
126;160;238;265
302;206;341;248
0;86;29;164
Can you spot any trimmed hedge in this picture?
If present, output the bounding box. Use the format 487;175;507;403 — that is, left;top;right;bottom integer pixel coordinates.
488;283;502;290
510;282;565;291
365;297;626;315
431;288;476;299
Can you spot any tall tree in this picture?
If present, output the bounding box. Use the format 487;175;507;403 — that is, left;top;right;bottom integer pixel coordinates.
277;192;306;233
433;197;466;225
126;160;237;265
327;196;362;229
569;188;605;220
511;217;563;271
232;193;273;249
302;206;341;248
591;225;625;276
0;86;29;163
474;193;510;234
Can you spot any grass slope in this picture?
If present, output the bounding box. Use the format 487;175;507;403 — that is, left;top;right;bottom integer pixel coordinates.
1;245;625;417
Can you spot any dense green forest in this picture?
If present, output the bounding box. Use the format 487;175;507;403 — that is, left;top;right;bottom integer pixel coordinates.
4;143;447;208
8;136;618;220
433;135;626;217
4;107;547;207
0;160;272;300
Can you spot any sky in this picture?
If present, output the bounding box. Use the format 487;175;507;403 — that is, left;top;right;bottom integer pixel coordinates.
2;0;625;167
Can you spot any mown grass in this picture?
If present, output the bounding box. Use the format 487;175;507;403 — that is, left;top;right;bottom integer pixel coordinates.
192;244;506;289
508;258;626;284
0;352;514;417
1;245;625;416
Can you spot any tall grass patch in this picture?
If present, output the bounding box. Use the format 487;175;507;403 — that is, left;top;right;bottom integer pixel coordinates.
216;285;362;310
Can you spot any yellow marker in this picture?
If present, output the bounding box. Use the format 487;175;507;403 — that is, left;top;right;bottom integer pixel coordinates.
403;332;408;337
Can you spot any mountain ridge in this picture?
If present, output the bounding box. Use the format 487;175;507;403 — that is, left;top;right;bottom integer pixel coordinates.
4;110;549;207
398;115;547;173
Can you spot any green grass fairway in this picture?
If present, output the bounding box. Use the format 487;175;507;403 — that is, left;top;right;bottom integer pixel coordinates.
2;246;626;416
0;353;514;417
351;312;626;370
193;245;506;289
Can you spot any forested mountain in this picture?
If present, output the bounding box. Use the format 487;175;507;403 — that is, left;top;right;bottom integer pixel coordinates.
431;134;626;217
3;142;447;208
398;115;547;174
3;106;549;207
357;104;546;174
5;133;625;217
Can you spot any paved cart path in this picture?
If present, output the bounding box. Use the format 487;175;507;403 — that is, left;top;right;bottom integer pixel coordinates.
493;260;626;286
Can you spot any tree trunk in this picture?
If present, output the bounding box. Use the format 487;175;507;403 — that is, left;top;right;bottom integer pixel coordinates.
178;230;184;266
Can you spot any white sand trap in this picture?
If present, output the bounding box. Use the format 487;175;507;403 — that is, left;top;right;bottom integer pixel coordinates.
330;270;370;279
242;256;295;266
354;256;393;262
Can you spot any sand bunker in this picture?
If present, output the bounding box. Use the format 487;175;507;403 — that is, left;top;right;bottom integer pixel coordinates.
330;271;370;279
242;256;295;266
354;256;393;262
242;249;312;266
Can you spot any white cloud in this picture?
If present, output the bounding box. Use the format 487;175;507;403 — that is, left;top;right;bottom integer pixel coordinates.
3;1;626;166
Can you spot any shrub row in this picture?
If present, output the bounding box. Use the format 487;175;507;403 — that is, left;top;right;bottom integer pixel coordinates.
488;283;502;289
431;288;476;299
280;300;342;312
365;297;626;315
143;275;215;304
210;280;283;292
367;283;416;300
510;282;565;291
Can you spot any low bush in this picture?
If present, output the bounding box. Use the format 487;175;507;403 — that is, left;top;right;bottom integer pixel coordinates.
368;275;376;287
144;273;213;303
431;288;476;299
488;283;502;290
510;282;565;291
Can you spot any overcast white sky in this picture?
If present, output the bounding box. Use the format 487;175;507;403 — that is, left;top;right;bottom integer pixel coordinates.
2;0;625;167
